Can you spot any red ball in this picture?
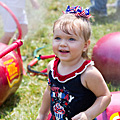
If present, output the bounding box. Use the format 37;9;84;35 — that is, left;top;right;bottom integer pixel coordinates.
92;32;120;85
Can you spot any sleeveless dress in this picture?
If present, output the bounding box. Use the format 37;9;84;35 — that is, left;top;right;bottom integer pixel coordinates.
48;57;97;120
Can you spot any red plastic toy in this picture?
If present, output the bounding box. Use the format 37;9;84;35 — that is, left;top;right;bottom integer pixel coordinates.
0;2;23;106
92;32;120;86
27;53;55;76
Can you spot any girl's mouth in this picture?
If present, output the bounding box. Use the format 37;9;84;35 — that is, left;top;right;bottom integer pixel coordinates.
59;50;69;53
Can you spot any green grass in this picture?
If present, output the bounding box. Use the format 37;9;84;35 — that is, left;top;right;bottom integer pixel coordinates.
0;0;120;119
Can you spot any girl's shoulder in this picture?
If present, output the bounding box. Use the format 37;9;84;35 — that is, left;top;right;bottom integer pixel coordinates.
83;64;103;79
81;63;105;90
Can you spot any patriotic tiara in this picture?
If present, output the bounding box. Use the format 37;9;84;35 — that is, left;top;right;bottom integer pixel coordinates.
62;5;91;19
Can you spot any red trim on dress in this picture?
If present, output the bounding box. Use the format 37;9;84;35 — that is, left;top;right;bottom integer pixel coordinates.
52;57;92;82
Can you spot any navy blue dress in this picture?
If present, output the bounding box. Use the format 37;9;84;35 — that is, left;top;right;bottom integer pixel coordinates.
48;57;97;120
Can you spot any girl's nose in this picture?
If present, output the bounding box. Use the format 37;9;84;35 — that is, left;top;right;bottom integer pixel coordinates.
59;39;67;46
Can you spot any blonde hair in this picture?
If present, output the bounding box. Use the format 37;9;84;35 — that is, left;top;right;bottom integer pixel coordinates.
53;14;91;59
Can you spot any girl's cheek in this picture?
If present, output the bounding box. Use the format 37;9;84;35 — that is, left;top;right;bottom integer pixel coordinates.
52;46;57;53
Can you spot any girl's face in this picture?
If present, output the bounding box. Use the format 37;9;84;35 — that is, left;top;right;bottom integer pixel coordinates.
52;26;90;62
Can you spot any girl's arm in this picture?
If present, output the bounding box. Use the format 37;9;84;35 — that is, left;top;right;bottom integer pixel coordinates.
36;85;51;120
36;60;54;120
72;66;111;120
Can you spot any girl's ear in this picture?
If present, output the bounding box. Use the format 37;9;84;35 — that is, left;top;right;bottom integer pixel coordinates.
83;39;91;52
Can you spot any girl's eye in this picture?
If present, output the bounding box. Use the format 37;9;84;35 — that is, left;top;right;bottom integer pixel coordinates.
69;38;76;41
55;37;61;40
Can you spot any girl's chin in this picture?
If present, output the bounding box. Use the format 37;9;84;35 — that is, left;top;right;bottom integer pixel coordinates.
58;56;71;61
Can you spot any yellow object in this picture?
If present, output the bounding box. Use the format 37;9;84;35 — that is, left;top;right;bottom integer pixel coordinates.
110;112;120;120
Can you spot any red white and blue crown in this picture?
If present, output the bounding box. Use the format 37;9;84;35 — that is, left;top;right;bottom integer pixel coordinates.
62;5;91;19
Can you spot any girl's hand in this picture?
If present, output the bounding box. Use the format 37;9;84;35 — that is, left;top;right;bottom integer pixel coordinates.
36;114;40;120
71;112;91;120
